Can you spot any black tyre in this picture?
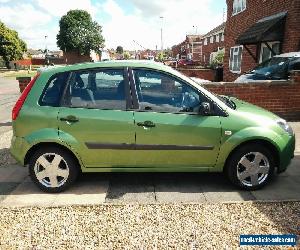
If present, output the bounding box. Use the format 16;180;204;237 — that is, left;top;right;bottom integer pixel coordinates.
29;146;79;193
225;143;275;190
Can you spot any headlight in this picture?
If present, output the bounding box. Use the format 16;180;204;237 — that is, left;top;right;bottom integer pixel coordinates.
277;119;294;136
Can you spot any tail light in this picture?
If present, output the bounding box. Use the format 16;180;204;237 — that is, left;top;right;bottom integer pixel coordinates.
12;73;40;120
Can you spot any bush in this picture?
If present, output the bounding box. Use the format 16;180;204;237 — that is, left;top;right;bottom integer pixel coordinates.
210;50;224;68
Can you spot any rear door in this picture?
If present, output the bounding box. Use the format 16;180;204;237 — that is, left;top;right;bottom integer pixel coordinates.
58;67;136;168
130;68;222;169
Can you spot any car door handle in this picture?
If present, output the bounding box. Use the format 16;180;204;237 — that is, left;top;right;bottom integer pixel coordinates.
60;115;79;122
137;121;156;128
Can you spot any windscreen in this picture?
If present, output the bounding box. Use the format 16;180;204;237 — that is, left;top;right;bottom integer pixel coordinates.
251;57;291;78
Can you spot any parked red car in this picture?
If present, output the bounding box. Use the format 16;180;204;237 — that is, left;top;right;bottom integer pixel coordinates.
177;59;194;66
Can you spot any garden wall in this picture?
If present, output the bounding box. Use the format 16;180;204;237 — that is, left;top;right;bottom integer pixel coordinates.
177;68;215;81
203;71;300;121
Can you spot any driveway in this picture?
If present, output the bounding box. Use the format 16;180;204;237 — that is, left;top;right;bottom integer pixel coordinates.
0;77;19;134
0;76;299;206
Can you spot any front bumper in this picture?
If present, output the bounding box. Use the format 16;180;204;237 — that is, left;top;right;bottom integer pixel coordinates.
278;134;296;173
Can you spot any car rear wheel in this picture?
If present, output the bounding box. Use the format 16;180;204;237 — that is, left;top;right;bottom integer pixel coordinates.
29;146;79;193
225;144;275;190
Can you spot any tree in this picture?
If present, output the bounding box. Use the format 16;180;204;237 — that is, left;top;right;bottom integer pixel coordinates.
164;48;172;58
0;21;27;68
157;52;164;62
116;46;123;54
57;10;105;55
123;51;130;60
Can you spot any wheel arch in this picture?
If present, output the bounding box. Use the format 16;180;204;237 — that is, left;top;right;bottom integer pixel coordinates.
223;139;280;172
24;142;83;171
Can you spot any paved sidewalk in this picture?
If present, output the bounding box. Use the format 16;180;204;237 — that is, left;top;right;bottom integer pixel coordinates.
0;154;299;206
0;165;109;207
291;122;300;154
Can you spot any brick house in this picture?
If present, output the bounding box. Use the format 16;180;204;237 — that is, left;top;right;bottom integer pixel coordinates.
171;35;203;61
185;35;203;61
224;0;300;81
139;49;157;60
200;22;225;66
171;43;181;59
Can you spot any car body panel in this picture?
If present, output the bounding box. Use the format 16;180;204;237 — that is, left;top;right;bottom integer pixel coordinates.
133;111;221;168
10;60;295;175
211;98;295;172
58;107;136;168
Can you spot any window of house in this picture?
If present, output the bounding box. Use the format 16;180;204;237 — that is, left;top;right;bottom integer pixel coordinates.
64;69;127;110
204;38;207;45
233;0;246;15
210;36;213;43
218;33;222;42
221;33;224;42
259;42;280;63
199;46;203;56
216;34;220;43
133;69;202;113
209;53;214;64
213;35;217;43
229;46;243;73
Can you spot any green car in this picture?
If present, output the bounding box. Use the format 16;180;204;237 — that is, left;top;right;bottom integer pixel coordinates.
10;61;295;192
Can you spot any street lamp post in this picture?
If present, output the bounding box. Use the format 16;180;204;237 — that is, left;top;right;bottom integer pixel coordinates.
160;16;164;53
193;25;198;34
44;35;48;55
191;25;198;61
44;35;49;65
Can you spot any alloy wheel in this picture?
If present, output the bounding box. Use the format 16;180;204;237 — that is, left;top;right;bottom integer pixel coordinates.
34;153;70;188
237;152;270;187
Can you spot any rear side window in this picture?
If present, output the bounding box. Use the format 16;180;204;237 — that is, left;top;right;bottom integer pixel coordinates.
63;69;127;110
40;72;69;106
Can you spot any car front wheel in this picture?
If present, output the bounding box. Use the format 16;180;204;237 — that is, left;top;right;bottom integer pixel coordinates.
225;144;275;190
29;146;79;193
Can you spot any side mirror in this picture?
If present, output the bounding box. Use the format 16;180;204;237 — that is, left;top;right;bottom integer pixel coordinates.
200;102;211;115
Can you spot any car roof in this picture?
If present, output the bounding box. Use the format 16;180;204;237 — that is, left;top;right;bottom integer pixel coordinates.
274;51;300;58
40;60;172;74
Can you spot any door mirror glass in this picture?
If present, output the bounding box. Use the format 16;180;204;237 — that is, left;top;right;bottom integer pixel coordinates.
199;102;211;115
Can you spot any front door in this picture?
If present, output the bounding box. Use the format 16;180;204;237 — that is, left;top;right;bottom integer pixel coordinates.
58;67;135;168
131;68;222;169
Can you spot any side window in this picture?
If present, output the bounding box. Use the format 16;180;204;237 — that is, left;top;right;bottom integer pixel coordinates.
40;72;69;106
65;69;127;110
133;69;201;113
229;46;243;73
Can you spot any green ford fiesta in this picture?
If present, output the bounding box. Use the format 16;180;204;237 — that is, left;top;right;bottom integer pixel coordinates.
10;60;295;192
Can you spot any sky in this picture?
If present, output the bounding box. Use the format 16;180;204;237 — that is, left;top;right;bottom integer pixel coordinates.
0;0;227;51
